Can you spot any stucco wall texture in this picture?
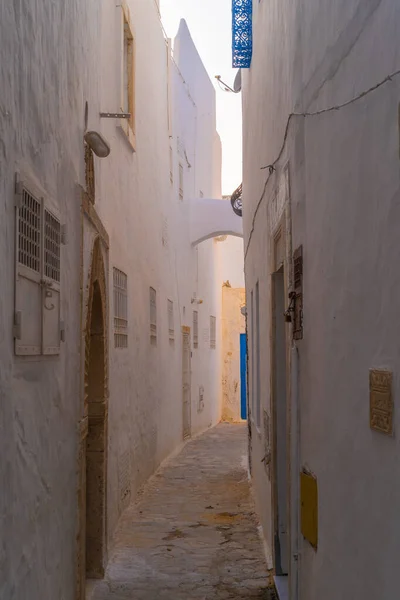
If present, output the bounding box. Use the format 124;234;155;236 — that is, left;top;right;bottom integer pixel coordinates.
243;1;400;599
0;0;100;598
0;2;231;599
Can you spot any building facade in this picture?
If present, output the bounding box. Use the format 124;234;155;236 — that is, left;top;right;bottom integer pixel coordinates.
0;2;240;599
242;1;400;599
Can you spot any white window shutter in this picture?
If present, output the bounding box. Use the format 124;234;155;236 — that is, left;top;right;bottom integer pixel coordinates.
14;185;42;355
42;209;61;355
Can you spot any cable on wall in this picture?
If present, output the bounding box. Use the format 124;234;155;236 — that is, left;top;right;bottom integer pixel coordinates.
244;68;400;260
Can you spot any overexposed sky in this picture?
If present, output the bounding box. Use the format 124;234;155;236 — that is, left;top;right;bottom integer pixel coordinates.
161;0;242;196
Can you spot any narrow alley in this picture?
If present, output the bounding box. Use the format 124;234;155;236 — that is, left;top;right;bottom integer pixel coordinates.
89;424;271;600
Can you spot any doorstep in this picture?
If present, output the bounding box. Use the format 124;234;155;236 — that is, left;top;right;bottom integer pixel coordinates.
273;575;289;600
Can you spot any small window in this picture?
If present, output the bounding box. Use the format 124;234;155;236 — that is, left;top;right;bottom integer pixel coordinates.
121;11;135;144
193;311;198;348
168;299;174;340
113;268;128;348
210;316;216;349
150;287;157;343
14;178;62;356
179;164;184;201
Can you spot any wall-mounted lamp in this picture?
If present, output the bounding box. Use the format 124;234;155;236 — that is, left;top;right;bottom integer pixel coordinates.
84;131;111;158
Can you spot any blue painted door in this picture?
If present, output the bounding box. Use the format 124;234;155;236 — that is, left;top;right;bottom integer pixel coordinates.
240;333;247;420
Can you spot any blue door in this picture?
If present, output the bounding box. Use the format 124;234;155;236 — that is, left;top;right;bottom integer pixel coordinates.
240;333;247;420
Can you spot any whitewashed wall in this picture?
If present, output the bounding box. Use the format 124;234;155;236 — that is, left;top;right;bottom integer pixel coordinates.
0;1;101;598
242;0;400;598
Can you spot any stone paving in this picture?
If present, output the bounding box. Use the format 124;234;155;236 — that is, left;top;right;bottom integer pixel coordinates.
90;423;272;600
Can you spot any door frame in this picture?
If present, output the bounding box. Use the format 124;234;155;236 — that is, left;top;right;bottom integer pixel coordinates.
270;224;290;577
182;325;192;440
76;232;109;599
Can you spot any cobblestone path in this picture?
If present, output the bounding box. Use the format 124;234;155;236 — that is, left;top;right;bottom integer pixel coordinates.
90;423;272;599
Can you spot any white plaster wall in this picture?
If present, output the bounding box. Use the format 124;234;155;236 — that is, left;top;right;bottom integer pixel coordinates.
221;287;246;422
242;0;400;598
96;7;224;546
0;1;101;598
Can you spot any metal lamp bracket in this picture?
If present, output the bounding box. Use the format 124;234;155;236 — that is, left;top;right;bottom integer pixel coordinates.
100;112;131;119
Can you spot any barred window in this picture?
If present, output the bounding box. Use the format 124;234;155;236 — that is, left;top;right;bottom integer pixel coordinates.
193;310;198;349
15;177;62;356
210;316;216;349
113;268;128;348
44;209;61;282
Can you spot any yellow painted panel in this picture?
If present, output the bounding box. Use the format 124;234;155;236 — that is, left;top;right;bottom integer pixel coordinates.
300;471;318;549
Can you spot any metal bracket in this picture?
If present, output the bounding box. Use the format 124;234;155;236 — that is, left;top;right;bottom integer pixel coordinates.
100;112;131;119
13;311;22;340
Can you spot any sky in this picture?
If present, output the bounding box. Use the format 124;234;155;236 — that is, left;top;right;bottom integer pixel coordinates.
160;0;242;196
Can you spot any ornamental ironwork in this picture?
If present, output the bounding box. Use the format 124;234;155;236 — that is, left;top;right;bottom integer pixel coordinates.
230;183;243;217
232;0;253;68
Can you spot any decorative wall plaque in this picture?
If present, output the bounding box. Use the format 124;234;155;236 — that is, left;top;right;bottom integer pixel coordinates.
370;369;393;435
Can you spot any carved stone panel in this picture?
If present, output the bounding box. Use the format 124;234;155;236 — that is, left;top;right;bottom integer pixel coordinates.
370;369;393;435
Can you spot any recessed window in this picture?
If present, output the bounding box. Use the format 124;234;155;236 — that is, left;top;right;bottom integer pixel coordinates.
179;164;184;201
193;311;198;348
168;299;174;340
150;287;157;344
210;316;216;349
120;10;135;145
113;268;128;348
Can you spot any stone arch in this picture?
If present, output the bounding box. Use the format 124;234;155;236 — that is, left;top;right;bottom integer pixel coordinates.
85;236;108;579
77;235;109;598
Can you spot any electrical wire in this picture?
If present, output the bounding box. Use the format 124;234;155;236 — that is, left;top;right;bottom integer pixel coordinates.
245;68;400;260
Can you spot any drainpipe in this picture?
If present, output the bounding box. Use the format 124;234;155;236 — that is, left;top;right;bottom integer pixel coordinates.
290;344;300;600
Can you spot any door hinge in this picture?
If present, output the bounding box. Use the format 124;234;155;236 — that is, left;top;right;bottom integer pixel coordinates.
13;311;22;339
60;320;65;343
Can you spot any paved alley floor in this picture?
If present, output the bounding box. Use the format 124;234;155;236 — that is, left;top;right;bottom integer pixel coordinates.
90;423;272;600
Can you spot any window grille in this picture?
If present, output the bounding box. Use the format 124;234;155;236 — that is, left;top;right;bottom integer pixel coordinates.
210;316;216;349
168;299;174;340
113;268;128;348
44;209;61;282
179;164;183;201
18;189;41;272
150;287;157;342
193;311;198;348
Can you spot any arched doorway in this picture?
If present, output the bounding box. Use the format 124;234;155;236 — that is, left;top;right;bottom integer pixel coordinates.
85;280;106;577
77;237;108;598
